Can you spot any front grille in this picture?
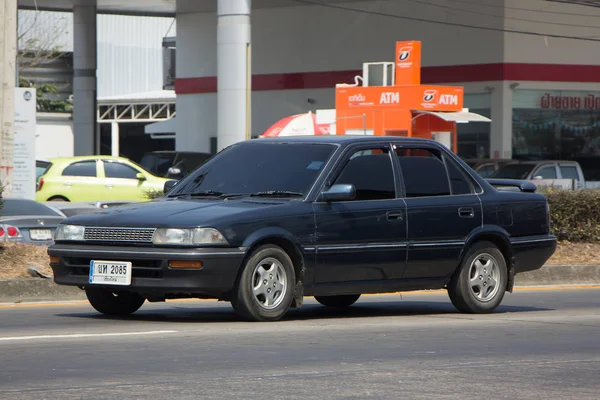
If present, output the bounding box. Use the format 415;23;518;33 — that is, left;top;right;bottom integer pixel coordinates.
84;227;156;243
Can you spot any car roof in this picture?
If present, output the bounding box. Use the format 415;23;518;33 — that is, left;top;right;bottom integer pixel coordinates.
508;160;579;165
247;136;438;145
48;155;132;163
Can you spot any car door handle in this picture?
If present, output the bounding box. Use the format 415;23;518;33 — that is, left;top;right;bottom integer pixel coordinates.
458;207;474;218
386;211;404;221
105;184;114;188
63;181;72;187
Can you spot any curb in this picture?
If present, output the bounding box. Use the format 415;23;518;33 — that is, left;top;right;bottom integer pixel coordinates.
515;264;600;286
1;264;599;304
0;278;86;303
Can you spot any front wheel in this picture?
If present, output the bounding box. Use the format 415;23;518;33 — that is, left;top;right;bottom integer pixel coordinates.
231;245;296;322
448;241;507;314
314;294;361;308
85;287;145;316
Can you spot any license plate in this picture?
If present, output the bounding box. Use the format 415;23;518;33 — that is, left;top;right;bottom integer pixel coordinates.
29;229;52;241
89;260;132;286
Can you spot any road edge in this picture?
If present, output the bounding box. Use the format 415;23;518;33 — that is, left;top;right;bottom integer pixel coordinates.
0;264;599;303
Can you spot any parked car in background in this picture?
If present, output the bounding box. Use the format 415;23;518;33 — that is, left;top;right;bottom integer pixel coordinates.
35;156;171;202
1;198;66;246
48;136;556;322
463;158;512;178
43;200;137;217
36;160;52;189
488;160;585;189
139;151;212;179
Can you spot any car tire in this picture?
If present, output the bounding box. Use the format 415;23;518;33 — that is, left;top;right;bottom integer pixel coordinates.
314;294;361;308
448;241;507;314
48;196;69;202
231;245;295;322
85;287;146;316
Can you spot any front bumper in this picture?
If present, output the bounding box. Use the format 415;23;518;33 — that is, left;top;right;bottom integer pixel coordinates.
48;244;246;298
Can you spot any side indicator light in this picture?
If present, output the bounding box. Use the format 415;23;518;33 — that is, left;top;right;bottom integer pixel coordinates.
168;261;203;270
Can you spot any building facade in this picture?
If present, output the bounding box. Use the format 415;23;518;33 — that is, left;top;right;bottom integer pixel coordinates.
17;0;600;174
173;0;600;168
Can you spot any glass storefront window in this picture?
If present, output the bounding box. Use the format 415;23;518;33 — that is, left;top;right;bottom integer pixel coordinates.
512;89;600;179
457;93;491;159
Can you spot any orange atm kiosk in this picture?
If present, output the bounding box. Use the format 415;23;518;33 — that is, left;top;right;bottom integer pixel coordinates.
334;41;489;153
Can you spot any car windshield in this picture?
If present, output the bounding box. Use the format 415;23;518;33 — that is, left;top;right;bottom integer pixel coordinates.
489;164;535;180
168;142;337;198
1;199;63;217
140;153;175;176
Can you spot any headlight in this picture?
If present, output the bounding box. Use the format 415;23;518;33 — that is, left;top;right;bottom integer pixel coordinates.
152;228;228;246
55;225;85;241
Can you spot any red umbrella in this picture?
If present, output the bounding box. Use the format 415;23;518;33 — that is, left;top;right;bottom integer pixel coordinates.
260;111;331;137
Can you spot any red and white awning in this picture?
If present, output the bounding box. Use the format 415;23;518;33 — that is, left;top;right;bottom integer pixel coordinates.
260;111;331;137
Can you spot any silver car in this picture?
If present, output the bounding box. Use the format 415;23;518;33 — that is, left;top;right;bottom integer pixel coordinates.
0;198;66;246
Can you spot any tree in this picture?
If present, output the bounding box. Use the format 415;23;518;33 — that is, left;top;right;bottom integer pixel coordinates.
17;9;72;113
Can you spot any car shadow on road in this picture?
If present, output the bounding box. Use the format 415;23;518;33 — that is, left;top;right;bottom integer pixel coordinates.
55;299;553;324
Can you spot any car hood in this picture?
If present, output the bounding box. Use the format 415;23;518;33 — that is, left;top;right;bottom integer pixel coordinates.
62;198;294;228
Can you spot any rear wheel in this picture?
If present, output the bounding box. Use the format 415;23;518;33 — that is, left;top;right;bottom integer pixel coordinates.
314;294;361;308
85;287;145;316
231;245;295;322
448;241;507;314
48;196;69;202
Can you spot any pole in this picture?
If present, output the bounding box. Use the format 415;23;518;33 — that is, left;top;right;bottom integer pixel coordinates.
0;0;17;196
111;121;119;157
217;0;251;151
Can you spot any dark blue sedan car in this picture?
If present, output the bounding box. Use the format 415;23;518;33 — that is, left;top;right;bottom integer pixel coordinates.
48;136;556;322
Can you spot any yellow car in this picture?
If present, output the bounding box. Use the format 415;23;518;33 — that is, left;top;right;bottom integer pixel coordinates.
35;156;171;202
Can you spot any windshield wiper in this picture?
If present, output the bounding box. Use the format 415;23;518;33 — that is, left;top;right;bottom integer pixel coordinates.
249;190;304;198
169;190;244;199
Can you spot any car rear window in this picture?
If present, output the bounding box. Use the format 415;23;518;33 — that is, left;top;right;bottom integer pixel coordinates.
1;199;63;217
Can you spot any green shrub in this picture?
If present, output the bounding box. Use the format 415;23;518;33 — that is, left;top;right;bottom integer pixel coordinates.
543;188;600;242
143;189;164;200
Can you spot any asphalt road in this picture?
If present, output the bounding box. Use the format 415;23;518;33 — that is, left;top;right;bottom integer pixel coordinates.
0;287;599;399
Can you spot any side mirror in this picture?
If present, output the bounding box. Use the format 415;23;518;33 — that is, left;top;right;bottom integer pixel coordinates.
320;183;356;202
163;179;179;194
167;167;182;178
136;172;147;181
533;175;543;180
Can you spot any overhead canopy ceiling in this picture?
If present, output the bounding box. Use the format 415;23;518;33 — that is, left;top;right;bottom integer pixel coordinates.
17;0;364;17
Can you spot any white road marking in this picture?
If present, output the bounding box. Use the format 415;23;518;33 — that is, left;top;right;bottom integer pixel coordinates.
0;330;178;342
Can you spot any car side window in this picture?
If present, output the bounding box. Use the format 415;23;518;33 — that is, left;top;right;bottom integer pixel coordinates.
535;166;557;179
332;148;395;201
560;166;579;180
395;148;450;197
61;161;97;177
104;161;139;179
443;155;474;195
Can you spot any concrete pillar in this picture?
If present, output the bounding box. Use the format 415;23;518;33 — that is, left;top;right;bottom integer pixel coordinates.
0;0;17;194
490;82;513;159
217;0;251;151
72;4;97;156
111;121;119;157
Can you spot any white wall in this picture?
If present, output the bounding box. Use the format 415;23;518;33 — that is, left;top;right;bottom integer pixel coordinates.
18;10;176;98
503;0;600;65
35;113;74;160
97;14;176;97
177;0;505;79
